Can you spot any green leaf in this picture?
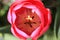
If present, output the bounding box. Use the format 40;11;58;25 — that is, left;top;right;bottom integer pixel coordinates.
43;33;57;40
0;9;5;16
0;25;11;33
4;33;19;40
54;2;60;37
27;38;32;40
58;25;60;40
0;33;4;40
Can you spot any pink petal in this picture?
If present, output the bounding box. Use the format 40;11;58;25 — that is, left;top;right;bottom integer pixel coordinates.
11;24;27;39
32;8;51;39
7;10;12;24
11;24;30;39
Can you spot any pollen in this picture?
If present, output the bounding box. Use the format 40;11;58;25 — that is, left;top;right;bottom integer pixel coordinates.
26;15;32;20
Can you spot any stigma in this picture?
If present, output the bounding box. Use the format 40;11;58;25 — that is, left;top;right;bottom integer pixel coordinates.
26;15;32;21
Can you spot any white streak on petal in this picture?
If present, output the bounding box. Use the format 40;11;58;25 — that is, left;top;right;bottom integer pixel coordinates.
47;8;51;23
32;10;35;13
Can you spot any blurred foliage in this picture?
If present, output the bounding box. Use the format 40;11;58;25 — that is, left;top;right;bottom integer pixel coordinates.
0;0;60;40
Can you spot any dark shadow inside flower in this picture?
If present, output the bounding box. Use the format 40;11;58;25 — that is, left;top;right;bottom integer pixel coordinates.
24;20;36;27
15;7;41;35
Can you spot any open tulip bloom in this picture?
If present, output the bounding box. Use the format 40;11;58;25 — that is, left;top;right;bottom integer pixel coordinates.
7;0;51;40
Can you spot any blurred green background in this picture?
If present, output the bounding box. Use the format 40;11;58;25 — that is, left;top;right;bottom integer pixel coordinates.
0;0;60;40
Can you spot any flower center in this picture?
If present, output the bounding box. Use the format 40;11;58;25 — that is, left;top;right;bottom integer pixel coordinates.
15;7;41;35
26;15;32;21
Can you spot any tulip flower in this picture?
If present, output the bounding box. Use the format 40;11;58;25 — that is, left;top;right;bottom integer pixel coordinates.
7;0;51;40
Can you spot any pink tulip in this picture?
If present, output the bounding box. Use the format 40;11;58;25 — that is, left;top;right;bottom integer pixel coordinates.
7;0;51;40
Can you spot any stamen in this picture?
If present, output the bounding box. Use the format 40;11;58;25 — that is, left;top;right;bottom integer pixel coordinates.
32;22;36;24
32;16;34;19
26;15;32;20
24;22;32;27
